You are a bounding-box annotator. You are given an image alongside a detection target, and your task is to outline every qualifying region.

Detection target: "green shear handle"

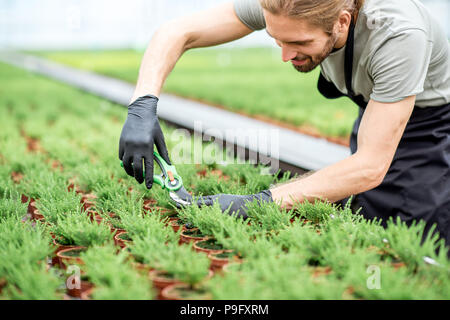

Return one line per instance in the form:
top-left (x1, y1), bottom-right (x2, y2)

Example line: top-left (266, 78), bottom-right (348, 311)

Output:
top-left (120, 151), bottom-right (183, 192)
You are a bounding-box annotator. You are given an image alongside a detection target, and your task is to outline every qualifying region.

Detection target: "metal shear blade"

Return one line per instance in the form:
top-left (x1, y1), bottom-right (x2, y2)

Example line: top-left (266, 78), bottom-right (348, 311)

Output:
top-left (169, 186), bottom-right (193, 208)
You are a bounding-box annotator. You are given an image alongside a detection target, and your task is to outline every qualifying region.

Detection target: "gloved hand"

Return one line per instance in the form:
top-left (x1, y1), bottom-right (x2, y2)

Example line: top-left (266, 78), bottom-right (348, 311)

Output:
top-left (195, 190), bottom-right (273, 219)
top-left (119, 94), bottom-right (171, 189)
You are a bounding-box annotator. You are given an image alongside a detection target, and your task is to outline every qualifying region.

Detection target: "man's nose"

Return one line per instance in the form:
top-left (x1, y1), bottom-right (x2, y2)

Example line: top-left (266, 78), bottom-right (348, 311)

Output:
top-left (281, 45), bottom-right (297, 62)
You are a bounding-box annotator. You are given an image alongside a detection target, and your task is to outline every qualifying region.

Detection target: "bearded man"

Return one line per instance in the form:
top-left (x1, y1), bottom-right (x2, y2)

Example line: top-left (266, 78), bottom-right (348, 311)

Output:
top-left (119, 0), bottom-right (450, 250)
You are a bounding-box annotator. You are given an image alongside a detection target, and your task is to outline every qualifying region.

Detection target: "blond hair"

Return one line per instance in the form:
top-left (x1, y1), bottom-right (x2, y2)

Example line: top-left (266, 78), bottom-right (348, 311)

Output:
top-left (259, 0), bottom-right (365, 33)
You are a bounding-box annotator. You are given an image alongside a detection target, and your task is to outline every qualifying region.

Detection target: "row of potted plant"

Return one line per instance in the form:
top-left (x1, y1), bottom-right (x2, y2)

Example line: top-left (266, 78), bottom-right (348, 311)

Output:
top-left (1, 62), bottom-right (449, 300)
top-left (0, 194), bottom-right (63, 299)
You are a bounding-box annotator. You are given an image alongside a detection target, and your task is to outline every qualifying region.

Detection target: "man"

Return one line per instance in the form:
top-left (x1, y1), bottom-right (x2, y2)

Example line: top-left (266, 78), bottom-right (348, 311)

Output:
top-left (119, 0), bottom-right (450, 248)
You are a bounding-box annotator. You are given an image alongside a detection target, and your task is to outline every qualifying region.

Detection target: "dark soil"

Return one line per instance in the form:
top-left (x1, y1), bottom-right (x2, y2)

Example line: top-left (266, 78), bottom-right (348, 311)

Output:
top-left (132, 254), bottom-right (145, 264)
top-left (174, 286), bottom-right (209, 299)
top-left (183, 229), bottom-right (205, 238)
top-left (175, 219), bottom-right (185, 226)
top-left (196, 239), bottom-right (223, 250)
top-left (214, 251), bottom-right (236, 259)
top-left (60, 248), bottom-right (86, 257)
top-left (118, 233), bottom-right (132, 241)
top-left (157, 271), bottom-right (176, 280)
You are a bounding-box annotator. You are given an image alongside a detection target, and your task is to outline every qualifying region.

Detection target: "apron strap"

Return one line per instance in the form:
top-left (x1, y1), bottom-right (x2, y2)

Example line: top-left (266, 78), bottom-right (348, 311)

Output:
top-left (317, 17), bottom-right (367, 108)
top-left (344, 18), bottom-right (368, 109)
top-left (344, 19), bottom-right (356, 97)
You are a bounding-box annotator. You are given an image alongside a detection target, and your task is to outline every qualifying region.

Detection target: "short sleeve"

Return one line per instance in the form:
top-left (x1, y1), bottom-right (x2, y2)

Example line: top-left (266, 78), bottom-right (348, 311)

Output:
top-left (234, 0), bottom-right (266, 31)
top-left (369, 29), bottom-right (432, 103)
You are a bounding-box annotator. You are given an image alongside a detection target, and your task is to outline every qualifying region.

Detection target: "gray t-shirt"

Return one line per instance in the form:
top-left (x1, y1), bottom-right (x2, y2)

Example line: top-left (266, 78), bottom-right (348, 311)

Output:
top-left (234, 0), bottom-right (450, 107)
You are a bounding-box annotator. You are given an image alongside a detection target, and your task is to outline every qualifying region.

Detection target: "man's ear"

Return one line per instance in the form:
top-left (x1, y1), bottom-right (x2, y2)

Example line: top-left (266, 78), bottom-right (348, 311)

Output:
top-left (337, 10), bottom-right (352, 34)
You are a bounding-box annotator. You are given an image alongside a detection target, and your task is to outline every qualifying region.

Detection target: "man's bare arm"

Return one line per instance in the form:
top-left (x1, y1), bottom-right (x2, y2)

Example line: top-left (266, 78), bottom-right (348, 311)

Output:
top-left (131, 2), bottom-right (253, 102)
top-left (270, 96), bottom-right (416, 208)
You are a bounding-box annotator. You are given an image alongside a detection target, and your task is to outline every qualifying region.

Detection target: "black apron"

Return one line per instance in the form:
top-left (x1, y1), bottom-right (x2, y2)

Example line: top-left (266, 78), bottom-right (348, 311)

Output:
top-left (318, 20), bottom-right (450, 250)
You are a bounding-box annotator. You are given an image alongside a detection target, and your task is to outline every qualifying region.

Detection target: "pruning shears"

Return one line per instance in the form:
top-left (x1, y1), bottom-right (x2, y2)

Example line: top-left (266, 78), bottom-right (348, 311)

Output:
top-left (120, 151), bottom-right (193, 207)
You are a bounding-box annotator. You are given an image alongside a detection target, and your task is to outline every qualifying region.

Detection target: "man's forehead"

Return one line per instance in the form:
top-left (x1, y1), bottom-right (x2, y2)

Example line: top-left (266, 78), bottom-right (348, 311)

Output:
top-left (263, 10), bottom-right (318, 43)
top-left (265, 28), bottom-right (315, 44)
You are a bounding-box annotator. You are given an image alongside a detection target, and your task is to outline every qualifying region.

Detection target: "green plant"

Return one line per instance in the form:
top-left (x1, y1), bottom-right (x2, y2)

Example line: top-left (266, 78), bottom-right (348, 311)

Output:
top-left (4, 264), bottom-right (62, 300)
top-left (245, 200), bottom-right (295, 233)
top-left (1, 61), bottom-right (448, 300)
top-left (159, 243), bottom-right (211, 287)
top-left (81, 245), bottom-right (154, 299)
top-left (0, 194), bottom-right (27, 221)
top-left (50, 213), bottom-right (112, 247)
top-left (0, 215), bottom-right (61, 300)
top-left (294, 199), bottom-right (338, 224)
top-left (384, 217), bottom-right (446, 269)
top-left (0, 218), bottom-right (53, 269)
top-left (121, 211), bottom-right (178, 241)
top-left (177, 200), bottom-right (230, 237)
top-left (272, 221), bottom-right (321, 254)
top-left (35, 191), bottom-right (83, 223)
top-left (208, 253), bottom-right (344, 299)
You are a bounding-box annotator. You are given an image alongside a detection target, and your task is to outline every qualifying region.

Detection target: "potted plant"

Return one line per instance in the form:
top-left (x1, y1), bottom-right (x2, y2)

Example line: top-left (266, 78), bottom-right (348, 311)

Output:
top-left (180, 228), bottom-right (208, 244)
top-left (207, 251), bottom-right (241, 272)
top-left (383, 217), bottom-right (445, 271)
top-left (129, 253), bottom-right (153, 273)
top-left (149, 269), bottom-right (184, 299)
top-left (27, 200), bottom-right (37, 215)
top-left (293, 199), bottom-right (337, 225)
top-left (193, 238), bottom-right (230, 255)
top-left (57, 246), bottom-right (87, 269)
top-left (114, 231), bottom-right (132, 249)
top-left (152, 242), bottom-right (213, 300)
top-left (49, 226), bottom-right (77, 267)
top-left (51, 213), bottom-right (112, 248)
top-left (79, 192), bottom-right (97, 211)
top-left (143, 189), bottom-right (177, 218)
top-left (128, 228), bottom-right (179, 277)
top-left (120, 211), bottom-right (178, 241)
top-left (48, 213), bottom-right (112, 269)
top-left (244, 200), bottom-right (295, 233)
top-left (81, 245), bottom-right (154, 300)
top-left (168, 218), bottom-right (185, 232)
top-left (80, 287), bottom-right (94, 300)
top-left (137, 235), bottom-right (210, 299)
top-left (51, 234), bottom-right (76, 253)
top-left (144, 205), bottom-right (176, 218)
top-left (103, 212), bottom-right (125, 234)
top-left (31, 208), bottom-right (45, 221)
top-left (142, 198), bottom-right (157, 211)
top-left (161, 283), bottom-right (212, 300)
top-left (0, 278), bottom-right (7, 295)
top-left (66, 275), bottom-right (94, 299)
top-left (4, 265), bottom-right (63, 300)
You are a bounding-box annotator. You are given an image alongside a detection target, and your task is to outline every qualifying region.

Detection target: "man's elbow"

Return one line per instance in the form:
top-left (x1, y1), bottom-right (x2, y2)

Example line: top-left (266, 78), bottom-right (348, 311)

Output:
top-left (362, 166), bottom-right (386, 190)
top-left (356, 155), bottom-right (390, 191)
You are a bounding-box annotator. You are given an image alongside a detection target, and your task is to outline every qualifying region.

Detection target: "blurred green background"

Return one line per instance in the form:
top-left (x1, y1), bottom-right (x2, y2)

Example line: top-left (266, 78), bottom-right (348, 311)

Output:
top-left (38, 48), bottom-right (358, 140)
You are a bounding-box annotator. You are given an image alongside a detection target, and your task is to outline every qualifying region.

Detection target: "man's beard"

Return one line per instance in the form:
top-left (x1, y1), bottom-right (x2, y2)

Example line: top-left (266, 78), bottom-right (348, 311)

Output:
top-left (292, 32), bottom-right (339, 73)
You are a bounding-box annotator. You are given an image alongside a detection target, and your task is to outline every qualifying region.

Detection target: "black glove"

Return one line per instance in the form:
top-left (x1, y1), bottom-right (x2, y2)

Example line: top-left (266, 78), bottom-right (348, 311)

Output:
top-left (196, 190), bottom-right (273, 219)
top-left (119, 94), bottom-right (171, 189)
